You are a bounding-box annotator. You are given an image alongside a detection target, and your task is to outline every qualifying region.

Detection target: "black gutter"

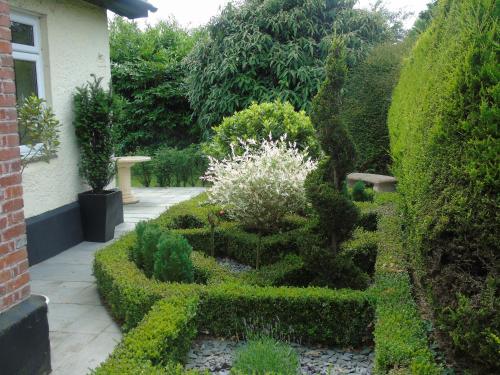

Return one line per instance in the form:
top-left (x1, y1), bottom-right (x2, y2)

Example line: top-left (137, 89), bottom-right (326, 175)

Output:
top-left (84, 0), bottom-right (157, 19)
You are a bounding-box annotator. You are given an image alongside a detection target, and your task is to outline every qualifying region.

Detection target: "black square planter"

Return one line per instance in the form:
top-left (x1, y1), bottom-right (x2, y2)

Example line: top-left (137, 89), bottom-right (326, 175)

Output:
top-left (78, 189), bottom-right (124, 242)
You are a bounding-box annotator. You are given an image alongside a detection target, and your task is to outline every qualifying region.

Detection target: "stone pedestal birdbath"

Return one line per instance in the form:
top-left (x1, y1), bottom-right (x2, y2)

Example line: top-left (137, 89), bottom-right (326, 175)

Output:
top-left (115, 156), bottom-right (151, 204)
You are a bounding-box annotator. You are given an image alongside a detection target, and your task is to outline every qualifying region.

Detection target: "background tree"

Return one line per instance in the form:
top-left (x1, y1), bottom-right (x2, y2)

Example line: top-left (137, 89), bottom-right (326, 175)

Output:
top-left (109, 18), bottom-right (201, 154)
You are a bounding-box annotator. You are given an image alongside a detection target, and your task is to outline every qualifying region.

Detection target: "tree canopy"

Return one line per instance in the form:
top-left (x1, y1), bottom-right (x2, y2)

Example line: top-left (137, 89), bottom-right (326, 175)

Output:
top-left (186, 0), bottom-right (403, 136)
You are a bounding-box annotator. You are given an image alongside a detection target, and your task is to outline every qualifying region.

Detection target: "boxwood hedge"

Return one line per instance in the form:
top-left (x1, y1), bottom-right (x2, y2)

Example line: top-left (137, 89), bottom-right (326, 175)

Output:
top-left (93, 192), bottom-right (443, 373)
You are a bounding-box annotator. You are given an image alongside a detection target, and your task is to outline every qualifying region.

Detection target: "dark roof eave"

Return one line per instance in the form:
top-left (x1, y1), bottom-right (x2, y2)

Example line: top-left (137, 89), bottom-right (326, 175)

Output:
top-left (84, 0), bottom-right (157, 19)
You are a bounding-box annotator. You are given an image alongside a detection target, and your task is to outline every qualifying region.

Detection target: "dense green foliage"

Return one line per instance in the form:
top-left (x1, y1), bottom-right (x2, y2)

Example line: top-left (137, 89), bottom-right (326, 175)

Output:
top-left (73, 76), bottom-right (117, 192)
top-left (186, 0), bottom-right (404, 135)
top-left (154, 232), bottom-right (194, 283)
top-left (351, 181), bottom-right (374, 202)
top-left (342, 42), bottom-right (403, 173)
top-left (231, 337), bottom-right (299, 375)
top-left (203, 101), bottom-right (320, 159)
top-left (372, 198), bottom-right (441, 374)
top-left (147, 145), bottom-right (207, 187)
top-left (388, 0), bottom-right (499, 371)
top-left (109, 18), bottom-right (200, 154)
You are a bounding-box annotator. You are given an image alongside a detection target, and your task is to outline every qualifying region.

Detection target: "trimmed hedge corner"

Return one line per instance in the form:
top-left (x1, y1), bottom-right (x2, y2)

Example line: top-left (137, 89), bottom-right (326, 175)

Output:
top-left (91, 297), bottom-right (200, 375)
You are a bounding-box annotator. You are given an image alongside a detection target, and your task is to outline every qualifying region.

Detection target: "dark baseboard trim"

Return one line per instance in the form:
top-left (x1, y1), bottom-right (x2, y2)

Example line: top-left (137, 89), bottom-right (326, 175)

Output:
top-left (0, 295), bottom-right (51, 375)
top-left (26, 201), bottom-right (84, 266)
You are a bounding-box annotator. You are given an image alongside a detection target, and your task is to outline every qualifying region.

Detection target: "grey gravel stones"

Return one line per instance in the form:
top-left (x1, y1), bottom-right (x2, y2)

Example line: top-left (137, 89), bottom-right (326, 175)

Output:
top-left (185, 337), bottom-right (373, 374)
top-left (216, 257), bottom-right (253, 273)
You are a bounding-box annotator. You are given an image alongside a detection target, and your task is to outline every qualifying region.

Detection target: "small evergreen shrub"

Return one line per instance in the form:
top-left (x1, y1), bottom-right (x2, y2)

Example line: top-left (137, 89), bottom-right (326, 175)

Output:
top-left (131, 221), bottom-right (162, 278)
top-left (231, 336), bottom-right (299, 375)
top-left (154, 232), bottom-right (194, 283)
top-left (73, 75), bottom-right (118, 192)
top-left (351, 181), bottom-right (374, 202)
top-left (169, 214), bottom-right (205, 230)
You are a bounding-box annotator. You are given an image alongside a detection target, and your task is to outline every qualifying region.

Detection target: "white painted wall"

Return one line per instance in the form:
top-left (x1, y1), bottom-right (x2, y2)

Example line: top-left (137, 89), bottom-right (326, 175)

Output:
top-left (11, 0), bottom-right (111, 218)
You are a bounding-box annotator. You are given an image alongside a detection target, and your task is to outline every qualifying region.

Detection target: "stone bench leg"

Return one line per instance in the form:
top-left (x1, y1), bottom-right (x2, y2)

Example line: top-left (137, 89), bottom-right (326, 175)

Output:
top-left (374, 181), bottom-right (396, 193)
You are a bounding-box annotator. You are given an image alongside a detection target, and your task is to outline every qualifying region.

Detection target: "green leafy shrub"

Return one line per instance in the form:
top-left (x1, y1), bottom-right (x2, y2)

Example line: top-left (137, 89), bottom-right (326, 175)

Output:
top-left (203, 101), bottom-right (320, 159)
top-left (152, 145), bottom-right (207, 187)
top-left (169, 214), bottom-right (205, 230)
top-left (388, 0), bottom-right (499, 371)
top-left (154, 233), bottom-right (194, 283)
top-left (131, 221), bottom-right (162, 278)
top-left (351, 181), bottom-right (374, 202)
top-left (73, 75), bottom-right (118, 192)
top-left (109, 18), bottom-right (201, 154)
top-left (231, 336), bottom-right (299, 375)
top-left (17, 95), bottom-right (61, 172)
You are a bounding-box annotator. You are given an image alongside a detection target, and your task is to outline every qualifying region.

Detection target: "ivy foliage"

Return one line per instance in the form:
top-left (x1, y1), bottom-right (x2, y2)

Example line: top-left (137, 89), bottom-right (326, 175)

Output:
top-left (109, 18), bottom-right (201, 154)
top-left (186, 0), bottom-right (403, 135)
top-left (388, 0), bottom-right (499, 372)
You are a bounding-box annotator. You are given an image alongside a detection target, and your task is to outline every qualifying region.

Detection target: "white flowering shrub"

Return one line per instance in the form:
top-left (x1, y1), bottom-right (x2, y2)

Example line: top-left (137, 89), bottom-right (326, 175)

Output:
top-left (203, 136), bottom-right (317, 233)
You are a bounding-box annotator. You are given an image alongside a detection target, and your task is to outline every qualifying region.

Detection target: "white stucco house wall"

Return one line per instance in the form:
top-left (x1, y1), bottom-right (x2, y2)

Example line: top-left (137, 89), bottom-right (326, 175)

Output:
top-left (9, 0), bottom-right (156, 264)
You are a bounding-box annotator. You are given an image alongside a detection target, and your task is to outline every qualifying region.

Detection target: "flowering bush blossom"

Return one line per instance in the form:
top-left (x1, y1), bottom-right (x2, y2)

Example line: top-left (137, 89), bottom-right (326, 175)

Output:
top-left (203, 136), bottom-right (317, 232)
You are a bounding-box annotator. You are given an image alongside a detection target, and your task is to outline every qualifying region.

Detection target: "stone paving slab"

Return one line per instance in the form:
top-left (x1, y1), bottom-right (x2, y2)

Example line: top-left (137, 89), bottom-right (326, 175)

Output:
top-left (29, 187), bottom-right (205, 375)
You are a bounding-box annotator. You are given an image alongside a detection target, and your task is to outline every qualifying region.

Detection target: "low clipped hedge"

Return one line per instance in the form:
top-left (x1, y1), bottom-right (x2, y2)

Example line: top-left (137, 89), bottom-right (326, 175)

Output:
top-left (94, 192), bottom-right (443, 374)
top-left (199, 283), bottom-right (374, 346)
top-left (92, 297), bottom-right (200, 375)
top-left (372, 197), bottom-right (441, 374)
top-left (155, 194), bottom-right (306, 267)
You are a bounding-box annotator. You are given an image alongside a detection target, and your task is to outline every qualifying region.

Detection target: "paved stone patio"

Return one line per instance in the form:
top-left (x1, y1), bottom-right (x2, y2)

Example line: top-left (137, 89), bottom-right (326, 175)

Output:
top-left (29, 187), bottom-right (205, 375)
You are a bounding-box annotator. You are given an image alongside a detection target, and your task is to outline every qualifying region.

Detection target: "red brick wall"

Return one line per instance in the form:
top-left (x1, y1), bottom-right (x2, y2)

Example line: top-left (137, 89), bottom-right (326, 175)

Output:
top-left (0, 0), bottom-right (30, 313)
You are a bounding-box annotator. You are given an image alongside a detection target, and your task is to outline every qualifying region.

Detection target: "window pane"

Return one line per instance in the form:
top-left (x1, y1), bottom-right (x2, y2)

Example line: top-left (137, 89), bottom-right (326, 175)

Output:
top-left (14, 59), bottom-right (38, 103)
top-left (11, 21), bottom-right (35, 46)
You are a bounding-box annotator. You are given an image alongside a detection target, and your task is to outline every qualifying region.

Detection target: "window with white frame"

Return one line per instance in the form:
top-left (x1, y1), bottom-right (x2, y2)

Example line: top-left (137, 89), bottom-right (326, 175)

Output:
top-left (11, 11), bottom-right (45, 156)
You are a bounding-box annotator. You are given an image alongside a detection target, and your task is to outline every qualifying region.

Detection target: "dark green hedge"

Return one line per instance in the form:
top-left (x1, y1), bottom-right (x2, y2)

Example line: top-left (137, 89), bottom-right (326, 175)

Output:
top-left (372, 199), bottom-right (441, 374)
top-left (388, 0), bottom-right (499, 371)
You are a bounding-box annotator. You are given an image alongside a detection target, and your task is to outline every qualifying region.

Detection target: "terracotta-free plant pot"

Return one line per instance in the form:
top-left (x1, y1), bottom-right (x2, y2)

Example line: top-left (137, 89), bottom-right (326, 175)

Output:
top-left (78, 189), bottom-right (124, 242)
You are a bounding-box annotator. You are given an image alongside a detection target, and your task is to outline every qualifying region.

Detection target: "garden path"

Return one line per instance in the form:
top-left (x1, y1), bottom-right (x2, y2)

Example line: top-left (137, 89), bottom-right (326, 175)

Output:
top-left (29, 187), bottom-right (205, 375)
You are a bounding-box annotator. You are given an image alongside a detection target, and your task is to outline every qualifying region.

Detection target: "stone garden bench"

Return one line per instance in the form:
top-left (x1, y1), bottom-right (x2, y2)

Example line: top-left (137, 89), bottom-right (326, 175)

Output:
top-left (347, 173), bottom-right (397, 193)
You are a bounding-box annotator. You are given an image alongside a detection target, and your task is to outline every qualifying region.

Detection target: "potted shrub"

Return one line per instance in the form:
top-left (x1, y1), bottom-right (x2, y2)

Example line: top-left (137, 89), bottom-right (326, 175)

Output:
top-left (73, 75), bottom-right (123, 242)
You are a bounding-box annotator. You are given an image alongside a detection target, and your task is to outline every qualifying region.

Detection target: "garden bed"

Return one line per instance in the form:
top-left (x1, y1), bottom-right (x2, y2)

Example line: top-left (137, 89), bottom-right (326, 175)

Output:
top-left (91, 192), bottom-right (440, 374)
top-left (186, 336), bottom-right (373, 375)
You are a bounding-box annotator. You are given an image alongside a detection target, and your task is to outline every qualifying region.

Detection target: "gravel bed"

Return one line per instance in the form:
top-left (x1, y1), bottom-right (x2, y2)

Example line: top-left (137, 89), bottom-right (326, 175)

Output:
top-left (185, 337), bottom-right (373, 374)
top-left (216, 257), bottom-right (253, 273)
